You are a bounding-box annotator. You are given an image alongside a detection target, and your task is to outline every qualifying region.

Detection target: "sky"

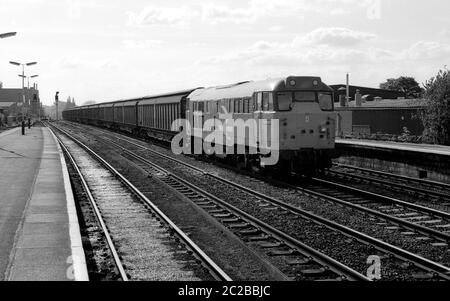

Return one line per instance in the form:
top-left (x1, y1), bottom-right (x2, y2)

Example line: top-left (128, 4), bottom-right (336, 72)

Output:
top-left (1, 0), bottom-right (450, 106)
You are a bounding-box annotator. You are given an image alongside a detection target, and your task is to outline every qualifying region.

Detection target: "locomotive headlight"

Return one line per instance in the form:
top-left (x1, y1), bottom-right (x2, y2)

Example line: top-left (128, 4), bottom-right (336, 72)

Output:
top-left (313, 80), bottom-right (319, 86)
top-left (289, 80), bottom-right (296, 86)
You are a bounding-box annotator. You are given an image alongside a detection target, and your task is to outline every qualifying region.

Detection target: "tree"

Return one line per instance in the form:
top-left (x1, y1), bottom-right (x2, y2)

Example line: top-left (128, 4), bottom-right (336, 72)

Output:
top-left (380, 76), bottom-right (423, 98)
top-left (419, 69), bottom-right (450, 145)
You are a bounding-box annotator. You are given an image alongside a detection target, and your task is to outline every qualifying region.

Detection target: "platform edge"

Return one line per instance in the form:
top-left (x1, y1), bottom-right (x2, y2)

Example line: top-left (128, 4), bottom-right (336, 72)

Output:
top-left (48, 127), bottom-right (89, 281)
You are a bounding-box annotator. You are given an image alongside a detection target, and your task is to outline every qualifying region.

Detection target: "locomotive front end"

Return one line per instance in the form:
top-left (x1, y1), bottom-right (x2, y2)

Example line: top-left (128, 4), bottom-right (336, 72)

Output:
top-left (274, 76), bottom-right (336, 173)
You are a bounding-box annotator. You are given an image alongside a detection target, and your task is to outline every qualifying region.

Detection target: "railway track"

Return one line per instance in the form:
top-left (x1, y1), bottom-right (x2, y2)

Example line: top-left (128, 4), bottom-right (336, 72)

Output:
top-left (57, 121), bottom-right (450, 281)
top-left (328, 163), bottom-right (450, 204)
top-left (300, 177), bottom-right (450, 243)
top-left (47, 123), bottom-right (231, 281)
top-left (58, 122), bottom-right (369, 281)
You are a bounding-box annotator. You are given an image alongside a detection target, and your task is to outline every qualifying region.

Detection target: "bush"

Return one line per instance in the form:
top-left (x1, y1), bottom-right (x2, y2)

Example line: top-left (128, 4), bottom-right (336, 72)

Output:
top-left (420, 69), bottom-right (450, 145)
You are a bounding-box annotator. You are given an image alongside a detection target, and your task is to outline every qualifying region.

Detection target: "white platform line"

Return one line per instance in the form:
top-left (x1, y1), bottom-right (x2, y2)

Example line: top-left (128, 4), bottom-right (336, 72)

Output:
top-left (48, 128), bottom-right (89, 281)
top-left (336, 139), bottom-right (450, 156)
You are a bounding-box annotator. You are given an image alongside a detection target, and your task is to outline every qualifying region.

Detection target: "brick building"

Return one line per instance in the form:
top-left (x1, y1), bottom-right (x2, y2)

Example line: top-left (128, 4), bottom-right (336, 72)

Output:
top-left (0, 82), bottom-right (41, 124)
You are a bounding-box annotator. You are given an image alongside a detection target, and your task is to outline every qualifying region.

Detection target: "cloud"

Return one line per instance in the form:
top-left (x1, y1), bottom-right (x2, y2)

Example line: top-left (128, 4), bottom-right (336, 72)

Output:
top-left (126, 6), bottom-right (197, 27)
top-left (59, 57), bottom-right (84, 69)
top-left (197, 27), bottom-right (381, 67)
top-left (402, 41), bottom-right (450, 60)
top-left (126, 0), bottom-right (369, 27)
top-left (330, 8), bottom-right (351, 16)
top-left (97, 59), bottom-right (120, 69)
top-left (65, 0), bottom-right (107, 20)
top-left (268, 25), bottom-right (284, 33)
top-left (123, 39), bottom-right (164, 49)
top-left (201, 3), bottom-right (254, 24)
top-left (198, 27), bottom-right (442, 69)
top-left (58, 57), bottom-right (120, 69)
top-left (440, 30), bottom-right (450, 38)
top-left (298, 27), bottom-right (377, 47)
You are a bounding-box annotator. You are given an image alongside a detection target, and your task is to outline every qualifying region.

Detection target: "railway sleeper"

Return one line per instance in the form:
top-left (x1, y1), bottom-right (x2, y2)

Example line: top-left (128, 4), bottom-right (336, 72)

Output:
top-left (238, 228), bottom-right (262, 236)
top-left (267, 249), bottom-right (299, 257)
top-left (227, 223), bottom-right (251, 229)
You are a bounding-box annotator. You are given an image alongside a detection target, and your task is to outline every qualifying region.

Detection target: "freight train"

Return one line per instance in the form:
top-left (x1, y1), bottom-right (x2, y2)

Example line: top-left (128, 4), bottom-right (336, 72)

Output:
top-left (63, 76), bottom-right (336, 175)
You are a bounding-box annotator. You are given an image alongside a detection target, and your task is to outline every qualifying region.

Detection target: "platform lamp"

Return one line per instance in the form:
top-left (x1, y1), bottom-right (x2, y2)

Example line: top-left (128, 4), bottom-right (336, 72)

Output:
top-left (10, 61), bottom-right (37, 89)
top-left (0, 32), bottom-right (17, 39)
top-left (27, 75), bottom-right (39, 89)
top-left (10, 61), bottom-right (37, 121)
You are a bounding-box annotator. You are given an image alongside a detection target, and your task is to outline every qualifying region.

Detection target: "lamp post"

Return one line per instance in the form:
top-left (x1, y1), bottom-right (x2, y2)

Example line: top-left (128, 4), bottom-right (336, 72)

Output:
top-left (10, 61), bottom-right (37, 89)
top-left (10, 61), bottom-right (37, 121)
top-left (55, 92), bottom-right (60, 121)
top-left (0, 32), bottom-right (17, 39)
top-left (18, 74), bottom-right (39, 89)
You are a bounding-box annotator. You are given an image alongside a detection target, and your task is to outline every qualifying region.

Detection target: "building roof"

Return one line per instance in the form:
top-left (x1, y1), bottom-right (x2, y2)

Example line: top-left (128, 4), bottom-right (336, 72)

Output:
top-left (330, 84), bottom-right (405, 94)
top-left (0, 87), bottom-right (39, 104)
top-left (0, 102), bottom-right (15, 108)
top-left (335, 98), bottom-right (426, 109)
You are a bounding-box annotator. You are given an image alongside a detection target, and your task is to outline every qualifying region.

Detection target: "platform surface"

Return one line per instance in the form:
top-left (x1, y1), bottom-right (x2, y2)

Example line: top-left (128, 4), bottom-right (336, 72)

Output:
top-left (0, 126), bottom-right (88, 281)
top-left (336, 139), bottom-right (450, 156)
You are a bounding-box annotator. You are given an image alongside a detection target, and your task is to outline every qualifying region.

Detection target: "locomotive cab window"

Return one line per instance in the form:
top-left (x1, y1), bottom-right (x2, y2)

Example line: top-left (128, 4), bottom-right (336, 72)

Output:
top-left (198, 101), bottom-right (204, 113)
top-left (249, 97), bottom-right (255, 112)
top-left (234, 99), bottom-right (240, 113)
top-left (256, 93), bottom-right (263, 111)
top-left (318, 92), bottom-right (333, 111)
top-left (262, 92), bottom-right (274, 111)
top-left (277, 92), bottom-right (292, 111)
top-left (229, 99), bottom-right (234, 113)
top-left (243, 98), bottom-right (249, 113)
top-left (294, 91), bottom-right (316, 102)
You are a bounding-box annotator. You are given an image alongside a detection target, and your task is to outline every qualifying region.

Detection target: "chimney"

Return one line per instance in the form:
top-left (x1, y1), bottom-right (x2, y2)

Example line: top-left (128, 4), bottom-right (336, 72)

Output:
top-left (355, 89), bottom-right (362, 107)
top-left (346, 73), bottom-right (350, 104)
top-left (338, 87), bottom-right (347, 107)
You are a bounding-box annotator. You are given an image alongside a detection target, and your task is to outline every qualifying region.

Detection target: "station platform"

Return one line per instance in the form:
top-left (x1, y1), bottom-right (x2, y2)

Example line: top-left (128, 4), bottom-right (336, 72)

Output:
top-left (0, 125), bottom-right (88, 281)
top-left (336, 139), bottom-right (450, 157)
top-left (335, 138), bottom-right (450, 183)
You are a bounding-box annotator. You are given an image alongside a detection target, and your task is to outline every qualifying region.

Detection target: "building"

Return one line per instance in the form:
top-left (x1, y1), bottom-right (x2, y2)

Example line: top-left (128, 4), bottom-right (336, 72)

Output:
top-left (44, 100), bottom-right (75, 120)
top-left (330, 84), bottom-right (406, 103)
top-left (0, 82), bottom-right (41, 124)
top-left (336, 99), bottom-right (426, 137)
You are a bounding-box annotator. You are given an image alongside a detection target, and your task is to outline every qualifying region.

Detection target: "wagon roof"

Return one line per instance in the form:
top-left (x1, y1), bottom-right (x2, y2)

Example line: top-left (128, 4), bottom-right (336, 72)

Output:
top-left (65, 89), bottom-right (196, 111)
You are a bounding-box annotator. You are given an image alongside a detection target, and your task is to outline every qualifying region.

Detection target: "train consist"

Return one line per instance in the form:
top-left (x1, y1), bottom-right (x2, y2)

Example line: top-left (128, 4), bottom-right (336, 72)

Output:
top-left (63, 76), bottom-right (336, 174)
